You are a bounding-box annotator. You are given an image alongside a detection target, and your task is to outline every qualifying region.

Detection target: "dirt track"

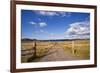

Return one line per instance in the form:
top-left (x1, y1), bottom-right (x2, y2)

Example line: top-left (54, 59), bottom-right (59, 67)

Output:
top-left (39, 43), bottom-right (82, 62)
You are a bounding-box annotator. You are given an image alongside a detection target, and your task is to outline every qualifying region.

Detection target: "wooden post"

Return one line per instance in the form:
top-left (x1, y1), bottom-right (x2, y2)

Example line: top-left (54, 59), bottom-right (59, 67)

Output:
top-left (72, 41), bottom-right (74, 54)
top-left (33, 41), bottom-right (36, 57)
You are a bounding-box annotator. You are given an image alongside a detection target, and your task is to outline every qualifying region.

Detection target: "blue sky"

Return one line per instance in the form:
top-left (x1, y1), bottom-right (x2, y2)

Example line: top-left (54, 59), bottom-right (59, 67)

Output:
top-left (21, 10), bottom-right (90, 40)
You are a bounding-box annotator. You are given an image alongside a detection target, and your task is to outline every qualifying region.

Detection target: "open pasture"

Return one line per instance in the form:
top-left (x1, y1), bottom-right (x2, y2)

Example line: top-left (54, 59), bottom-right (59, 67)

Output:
top-left (21, 39), bottom-right (90, 62)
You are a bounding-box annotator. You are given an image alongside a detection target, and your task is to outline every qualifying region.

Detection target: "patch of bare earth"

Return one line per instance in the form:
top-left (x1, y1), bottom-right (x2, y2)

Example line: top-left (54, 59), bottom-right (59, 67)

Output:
top-left (38, 43), bottom-right (83, 62)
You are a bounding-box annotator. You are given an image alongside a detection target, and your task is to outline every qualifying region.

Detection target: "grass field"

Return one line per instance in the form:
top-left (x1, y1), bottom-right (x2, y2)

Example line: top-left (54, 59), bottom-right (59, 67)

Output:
top-left (21, 39), bottom-right (90, 63)
top-left (58, 40), bottom-right (90, 59)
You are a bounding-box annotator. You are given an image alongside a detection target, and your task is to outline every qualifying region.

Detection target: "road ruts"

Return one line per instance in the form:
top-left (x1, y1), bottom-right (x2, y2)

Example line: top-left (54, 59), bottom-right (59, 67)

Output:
top-left (39, 43), bottom-right (82, 62)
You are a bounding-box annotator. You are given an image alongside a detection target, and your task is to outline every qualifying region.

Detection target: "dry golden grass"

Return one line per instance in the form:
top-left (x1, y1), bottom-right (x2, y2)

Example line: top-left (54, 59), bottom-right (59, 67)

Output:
top-left (36, 42), bottom-right (54, 56)
top-left (21, 42), bottom-right (34, 50)
top-left (59, 40), bottom-right (90, 59)
top-left (21, 40), bottom-right (90, 62)
top-left (21, 41), bottom-right (55, 62)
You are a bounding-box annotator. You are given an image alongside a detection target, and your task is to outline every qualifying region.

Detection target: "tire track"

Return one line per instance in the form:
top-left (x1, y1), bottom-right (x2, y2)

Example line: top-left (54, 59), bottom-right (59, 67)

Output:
top-left (39, 43), bottom-right (81, 62)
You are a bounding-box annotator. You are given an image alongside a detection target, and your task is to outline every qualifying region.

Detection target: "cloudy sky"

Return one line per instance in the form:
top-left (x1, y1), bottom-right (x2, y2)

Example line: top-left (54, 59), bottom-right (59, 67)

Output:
top-left (21, 10), bottom-right (90, 40)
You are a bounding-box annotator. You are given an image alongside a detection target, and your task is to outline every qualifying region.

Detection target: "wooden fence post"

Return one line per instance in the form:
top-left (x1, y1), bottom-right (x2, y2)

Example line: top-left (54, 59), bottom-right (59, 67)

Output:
top-left (72, 41), bottom-right (74, 54)
top-left (33, 41), bottom-right (37, 57)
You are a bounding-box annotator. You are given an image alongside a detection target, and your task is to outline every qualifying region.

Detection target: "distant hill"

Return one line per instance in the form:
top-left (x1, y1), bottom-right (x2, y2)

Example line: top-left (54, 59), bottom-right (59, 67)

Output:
top-left (21, 38), bottom-right (90, 42)
top-left (21, 38), bottom-right (37, 42)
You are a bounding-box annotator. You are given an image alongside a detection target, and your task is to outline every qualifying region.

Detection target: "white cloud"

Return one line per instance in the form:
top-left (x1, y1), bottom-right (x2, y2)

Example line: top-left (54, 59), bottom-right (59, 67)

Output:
top-left (35, 11), bottom-right (71, 17)
top-left (65, 21), bottom-right (90, 39)
top-left (38, 20), bottom-right (90, 39)
top-left (29, 21), bottom-right (36, 25)
top-left (30, 21), bottom-right (47, 27)
top-left (39, 22), bottom-right (47, 27)
top-left (37, 11), bottom-right (58, 16)
top-left (40, 29), bottom-right (51, 35)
